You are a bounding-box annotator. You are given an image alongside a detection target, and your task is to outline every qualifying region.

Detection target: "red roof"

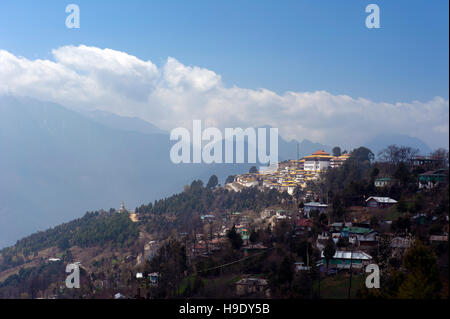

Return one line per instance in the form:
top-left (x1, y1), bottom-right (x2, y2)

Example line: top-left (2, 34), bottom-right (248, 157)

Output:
top-left (296, 218), bottom-right (312, 228)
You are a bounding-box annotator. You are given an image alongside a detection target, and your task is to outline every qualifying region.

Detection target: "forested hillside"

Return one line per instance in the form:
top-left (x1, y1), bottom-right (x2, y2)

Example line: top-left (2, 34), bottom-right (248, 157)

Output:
top-left (0, 211), bottom-right (138, 271)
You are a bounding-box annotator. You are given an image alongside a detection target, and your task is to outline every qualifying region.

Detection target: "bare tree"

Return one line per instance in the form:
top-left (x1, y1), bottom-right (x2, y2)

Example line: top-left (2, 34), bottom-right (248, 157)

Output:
top-left (378, 145), bottom-right (419, 165)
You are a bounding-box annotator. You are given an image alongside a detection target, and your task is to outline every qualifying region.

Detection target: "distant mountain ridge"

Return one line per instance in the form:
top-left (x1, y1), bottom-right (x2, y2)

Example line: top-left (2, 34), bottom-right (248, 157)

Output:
top-left (278, 138), bottom-right (332, 160)
top-left (364, 134), bottom-right (432, 157)
top-left (79, 109), bottom-right (167, 135)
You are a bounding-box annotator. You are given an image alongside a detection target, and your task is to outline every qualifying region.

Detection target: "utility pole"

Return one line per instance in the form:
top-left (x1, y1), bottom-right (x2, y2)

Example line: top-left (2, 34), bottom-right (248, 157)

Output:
top-left (209, 220), bottom-right (213, 255)
top-left (307, 245), bottom-right (313, 299)
top-left (347, 236), bottom-right (357, 299)
top-left (194, 228), bottom-right (197, 256)
top-left (183, 232), bottom-right (188, 265)
top-left (306, 244), bottom-right (309, 268)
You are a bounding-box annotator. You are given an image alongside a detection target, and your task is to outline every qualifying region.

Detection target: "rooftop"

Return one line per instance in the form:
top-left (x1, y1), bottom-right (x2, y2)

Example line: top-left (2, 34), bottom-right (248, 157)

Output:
top-left (375, 177), bottom-right (394, 181)
top-left (342, 227), bottom-right (374, 234)
top-left (321, 250), bottom-right (372, 260)
top-left (236, 277), bottom-right (268, 286)
top-left (304, 202), bottom-right (328, 207)
top-left (366, 196), bottom-right (398, 204)
top-left (296, 218), bottom-right (312, 228)
top-left (312, 150), bottom-right (330, 156)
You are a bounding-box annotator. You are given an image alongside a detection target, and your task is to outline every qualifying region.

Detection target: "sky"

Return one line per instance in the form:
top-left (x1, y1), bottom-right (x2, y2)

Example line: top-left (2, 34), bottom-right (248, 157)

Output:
top-left (0, 0), bottom-right (449, 149)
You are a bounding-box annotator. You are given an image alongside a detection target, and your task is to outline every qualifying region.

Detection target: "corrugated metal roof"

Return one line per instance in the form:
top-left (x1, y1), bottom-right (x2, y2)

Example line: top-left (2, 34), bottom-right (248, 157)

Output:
top-left (366, 196), bottom-right (397, 203)
top-left (305, 202), bottom-right (328, 207)
top-left (342, 227), bottom-right (374, 234)
top-left (321, 250), bottom-right (372, 260)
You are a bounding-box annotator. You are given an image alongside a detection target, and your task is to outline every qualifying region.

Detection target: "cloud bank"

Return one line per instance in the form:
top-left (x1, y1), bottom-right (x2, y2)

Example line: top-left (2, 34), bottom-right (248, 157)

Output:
top-left (0, 45), bottom-right (448, 149)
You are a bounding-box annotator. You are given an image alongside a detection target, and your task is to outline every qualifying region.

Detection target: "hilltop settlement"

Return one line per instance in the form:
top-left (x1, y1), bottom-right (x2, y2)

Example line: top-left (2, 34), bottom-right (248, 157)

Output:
top-left (0, 145), bottom-right (448, 299)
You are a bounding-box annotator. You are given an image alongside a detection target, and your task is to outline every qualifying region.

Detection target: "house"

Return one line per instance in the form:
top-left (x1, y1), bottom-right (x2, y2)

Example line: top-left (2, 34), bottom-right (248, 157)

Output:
top-left (148, 272), bottom-right (160, 285)
top-left (48, 258), bottom-right (61, 263)
top-left (330, 153), bottom-right (351, 168)
top-left (295, 218), bottom-right (312, 231)
top-left (304, 202), bottom-right (328, 217)
top-left (230, 212), bottom-right (241, 219)
top-left (294, 261), bottom-right (311, 272)
top-left (209, 238), bottom-right (224, 252)
top-left (418, 169), bottom-right (449, 189)
top-left (391, 236), bottom-right (413, 249)
top-left (365, 196), bottom-right (397, 208)
top-left (410, 155), bottom-right (444, 168)
top-left (192, 242), bottom-right (208, 255)
top-left (242, 243), bottom-right (268, 254)
top-left (316, 232), bottom-right (333, 250)
top-left (374, 177), bottom-right (397, 188)
top-left (329, 222), bottom-right (352, 231)
top-left (236, 175), bottom-right (259, 187)
top-left (236, 225), bottom-right (249, 240)
top-left (429, 235), bottom-right (448, 243)
top-left (320, 250), bottom-right (372, 269)
top-left (341, 227), bottom-right (377, 242)
top-left (280, 183), bottom-right (296, 195)
top-left (275, 210), bottom-right (288, 220)
top-left (235, 277), bottom-right (270, 298)
top-left (201, 214), bottom-right (215, 222)
top-left (412, 213), bottom-right (427, 225)
top-left (340, 226), bottom-right (378, 249)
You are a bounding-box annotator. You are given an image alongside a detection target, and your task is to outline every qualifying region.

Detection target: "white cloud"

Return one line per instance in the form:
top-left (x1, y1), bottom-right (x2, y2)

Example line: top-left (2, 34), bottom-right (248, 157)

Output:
top-left (0, 45), bottom-right (448, 149)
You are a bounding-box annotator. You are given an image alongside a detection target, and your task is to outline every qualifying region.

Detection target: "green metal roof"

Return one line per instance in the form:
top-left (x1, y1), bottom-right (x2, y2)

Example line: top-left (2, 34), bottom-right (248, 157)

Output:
top-left (342, 227), bottom-right (373, 234)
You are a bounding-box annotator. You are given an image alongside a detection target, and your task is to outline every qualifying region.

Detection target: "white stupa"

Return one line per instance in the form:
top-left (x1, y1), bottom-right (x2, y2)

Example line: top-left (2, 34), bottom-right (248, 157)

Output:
top-left (118, 201), bottom-right (128, 213)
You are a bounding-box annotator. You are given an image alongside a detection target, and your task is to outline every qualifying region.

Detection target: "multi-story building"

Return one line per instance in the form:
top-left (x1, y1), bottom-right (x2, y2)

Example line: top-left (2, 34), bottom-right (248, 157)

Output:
top-left (303, 150), bottom-right (334, 171)
top-left (330, 153), bottom-right (350, 168)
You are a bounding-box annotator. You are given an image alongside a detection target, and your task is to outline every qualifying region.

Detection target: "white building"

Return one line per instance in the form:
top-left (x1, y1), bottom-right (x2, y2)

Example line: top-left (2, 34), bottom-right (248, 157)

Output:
top-left (320, 250), bottom-right (372, 269)
top-left (330, 153), bottom-right (350, 168)
top-left (303, 150), bottom-right (334, 172)
top-left (366, 196), bottom-right (397, 208)
top-left (304, 202), bottom-right (328, 217)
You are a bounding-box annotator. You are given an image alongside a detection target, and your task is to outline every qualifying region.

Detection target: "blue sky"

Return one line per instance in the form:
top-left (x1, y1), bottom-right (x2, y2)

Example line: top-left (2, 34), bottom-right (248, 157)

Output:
top-left (0, 0), bottom-right (448, 103)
